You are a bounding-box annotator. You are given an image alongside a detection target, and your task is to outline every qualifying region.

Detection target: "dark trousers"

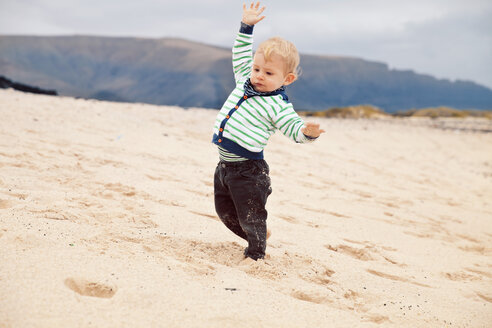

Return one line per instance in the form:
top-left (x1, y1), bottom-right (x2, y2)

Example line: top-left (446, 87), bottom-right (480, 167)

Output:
top-left (214, 159), bottom-right (272, 260)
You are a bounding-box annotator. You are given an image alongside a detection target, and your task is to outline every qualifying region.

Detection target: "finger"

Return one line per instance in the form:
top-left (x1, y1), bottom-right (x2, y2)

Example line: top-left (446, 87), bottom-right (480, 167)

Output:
top-left (243, 3), bottom-right (246, 11)
top-left (257, 15), bottom-right (266, 23)
top-left (250, 2), bottom-right (254, 9)
top-left (257, 6), bottom-right (266, 15)
top-left (319, 129), bottom-right (326, 134)
top-left (255, 2), bottom-right (260, 9)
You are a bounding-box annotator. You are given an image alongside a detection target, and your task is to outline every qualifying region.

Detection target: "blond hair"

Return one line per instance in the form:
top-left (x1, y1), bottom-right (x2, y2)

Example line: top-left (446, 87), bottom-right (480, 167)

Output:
top-left (256, 37), bottom-right (300, 78)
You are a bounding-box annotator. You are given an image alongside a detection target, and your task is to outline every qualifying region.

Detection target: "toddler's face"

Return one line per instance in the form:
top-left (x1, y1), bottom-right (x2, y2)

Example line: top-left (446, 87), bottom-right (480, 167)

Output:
top-left (251, 52), bottom-right (295, 93)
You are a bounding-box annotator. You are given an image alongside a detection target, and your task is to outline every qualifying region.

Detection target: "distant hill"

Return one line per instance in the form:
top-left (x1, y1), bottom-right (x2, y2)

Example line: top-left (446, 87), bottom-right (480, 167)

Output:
top-left (1, 35), bottom-right (492, 112)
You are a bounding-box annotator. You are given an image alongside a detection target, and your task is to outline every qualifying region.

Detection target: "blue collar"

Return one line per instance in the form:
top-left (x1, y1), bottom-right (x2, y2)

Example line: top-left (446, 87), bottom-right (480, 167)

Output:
top-left (243, 79), bottom-right (289, 101)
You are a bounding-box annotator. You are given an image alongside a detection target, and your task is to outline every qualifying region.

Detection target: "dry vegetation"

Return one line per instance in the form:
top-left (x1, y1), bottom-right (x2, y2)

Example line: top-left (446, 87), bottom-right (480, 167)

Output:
top-left (300, 105), bottom-right (388, 119)
top-left (395, 106), bottom-right (492, 119)
top-left (300, 105), bottom-right (492, 119)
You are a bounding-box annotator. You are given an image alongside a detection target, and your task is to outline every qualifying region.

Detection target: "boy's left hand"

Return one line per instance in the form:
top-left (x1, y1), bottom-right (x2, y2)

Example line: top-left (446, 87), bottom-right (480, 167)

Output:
top-left (301, 122), bottom-right (325, 138)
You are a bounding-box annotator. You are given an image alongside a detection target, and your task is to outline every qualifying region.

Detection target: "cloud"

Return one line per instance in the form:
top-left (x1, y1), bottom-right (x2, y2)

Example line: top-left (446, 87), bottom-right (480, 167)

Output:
top-left (0, 0), bottom-right (491, 88)
top-left (266, 0), bottom-right (492, 88)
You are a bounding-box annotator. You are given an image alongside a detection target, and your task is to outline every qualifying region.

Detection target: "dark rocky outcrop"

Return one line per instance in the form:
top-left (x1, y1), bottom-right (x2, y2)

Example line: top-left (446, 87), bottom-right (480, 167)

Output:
top-left (0, 75), bottom-right (57, 95)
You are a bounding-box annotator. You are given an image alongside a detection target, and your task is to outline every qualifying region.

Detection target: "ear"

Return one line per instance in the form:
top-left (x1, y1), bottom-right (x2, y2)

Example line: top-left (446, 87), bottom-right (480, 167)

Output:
top-left (283, 73), bottom-right (297, 86)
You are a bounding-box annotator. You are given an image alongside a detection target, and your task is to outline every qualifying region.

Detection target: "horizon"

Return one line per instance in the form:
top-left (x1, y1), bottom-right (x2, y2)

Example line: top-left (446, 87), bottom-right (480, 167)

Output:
top-left (1, 0), bottom-right (491, 89)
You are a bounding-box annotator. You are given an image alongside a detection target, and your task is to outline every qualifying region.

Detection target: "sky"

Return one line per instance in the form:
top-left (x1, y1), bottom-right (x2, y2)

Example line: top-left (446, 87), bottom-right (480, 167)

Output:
top-left (1, 0), bottom-right (491, 89)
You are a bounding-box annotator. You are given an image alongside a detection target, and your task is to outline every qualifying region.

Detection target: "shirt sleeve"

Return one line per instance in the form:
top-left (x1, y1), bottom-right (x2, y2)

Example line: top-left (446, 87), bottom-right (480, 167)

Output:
top-left (232, 23), bottom-right (254, 84)
top-left (272, 102), bottom-right (317, 144)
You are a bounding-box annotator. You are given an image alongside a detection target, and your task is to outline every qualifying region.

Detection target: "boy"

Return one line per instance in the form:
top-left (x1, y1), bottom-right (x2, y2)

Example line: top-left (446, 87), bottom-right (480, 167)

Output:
top-left (212, 2), bottom-right (324, 263)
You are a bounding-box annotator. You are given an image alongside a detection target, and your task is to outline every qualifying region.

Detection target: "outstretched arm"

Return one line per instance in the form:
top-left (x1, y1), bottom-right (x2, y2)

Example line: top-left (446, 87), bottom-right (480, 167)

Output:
top-left (272, 104), bottom-right (325, 143)
top-left (242, 2), bottom-right (266, 25)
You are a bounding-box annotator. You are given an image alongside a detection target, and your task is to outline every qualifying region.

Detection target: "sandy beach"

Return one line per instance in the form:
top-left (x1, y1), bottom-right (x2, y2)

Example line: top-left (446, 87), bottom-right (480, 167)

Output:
top-left (0, 88), bottom-right (491, 327)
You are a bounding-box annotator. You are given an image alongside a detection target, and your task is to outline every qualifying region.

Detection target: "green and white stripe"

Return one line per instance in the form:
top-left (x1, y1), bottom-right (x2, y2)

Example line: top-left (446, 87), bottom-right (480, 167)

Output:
top-left (218, 146), bottom-right (248, 162)
top-left (213, 31), bottom-right (313, 156)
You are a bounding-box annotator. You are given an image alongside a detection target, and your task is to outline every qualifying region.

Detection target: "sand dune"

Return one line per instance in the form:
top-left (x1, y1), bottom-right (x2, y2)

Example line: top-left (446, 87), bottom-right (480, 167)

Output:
top-left (0, 89), bottom-right (491, 327)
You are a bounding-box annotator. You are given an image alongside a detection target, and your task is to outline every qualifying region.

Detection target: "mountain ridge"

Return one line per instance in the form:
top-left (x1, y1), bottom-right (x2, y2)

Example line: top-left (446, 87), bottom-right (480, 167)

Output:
top-left (1, 34), bottom-right (491, 112)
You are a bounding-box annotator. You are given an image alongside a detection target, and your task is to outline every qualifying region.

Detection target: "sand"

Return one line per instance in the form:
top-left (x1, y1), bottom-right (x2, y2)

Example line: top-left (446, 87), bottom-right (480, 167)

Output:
top-left (0, 88), bottom-right (491, 327)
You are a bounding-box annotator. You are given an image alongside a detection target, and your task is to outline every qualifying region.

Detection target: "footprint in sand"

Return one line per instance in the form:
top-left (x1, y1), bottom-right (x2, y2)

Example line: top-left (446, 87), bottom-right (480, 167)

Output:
top-left (64, 277), bottom-right (117, 298)
top-left (103, 182), bottom-right (137, 197)
top-left (188, 210), bottom-right (219, 221)
top-left (325, 241), bottom-right (404, 267)
top-left (290, 290), bottom-right (329, 304)
top-left (0, 199), bottom-right (13, 209)
top-left (326, 244), bottom-right (376, 261)
top-left (145, 174), bottom-right (164, 181)
top-left (363, 314), bottom-right (390, 324)
top-left (366, 269), bottom-right (431, 288)
top-left (443, 271), bottom-right (481, 282)
top-left (278, 215), bottom-right (299, 224)
top-left (139, 234), bottom-right (391, 319)
top-left (475, 292), bottom-right (492, 303)
top-left (458, 244), bottom-right (492, 255)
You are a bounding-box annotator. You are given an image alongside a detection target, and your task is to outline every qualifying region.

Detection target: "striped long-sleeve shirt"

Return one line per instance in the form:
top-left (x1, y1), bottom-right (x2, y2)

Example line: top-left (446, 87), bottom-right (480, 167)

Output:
top-left (212, 23), bottom-right (314, 160)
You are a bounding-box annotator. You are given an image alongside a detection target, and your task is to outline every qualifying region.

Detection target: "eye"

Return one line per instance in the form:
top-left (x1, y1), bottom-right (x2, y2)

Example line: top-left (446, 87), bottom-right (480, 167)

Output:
top-left (254, 68), bottom-right (260, 72)
top-left (266, 72), bottom-right (273, 76)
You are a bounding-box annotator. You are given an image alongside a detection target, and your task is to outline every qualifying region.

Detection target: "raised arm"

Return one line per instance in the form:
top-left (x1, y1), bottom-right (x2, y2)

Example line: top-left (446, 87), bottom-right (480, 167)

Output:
top-left (232, 2), bottom-right (266, 84)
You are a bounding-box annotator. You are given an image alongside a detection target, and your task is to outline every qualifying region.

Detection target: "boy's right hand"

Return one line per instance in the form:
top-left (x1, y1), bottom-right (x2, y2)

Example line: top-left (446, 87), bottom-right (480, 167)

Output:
top-left (242, 2), bottom-right (266, 25)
